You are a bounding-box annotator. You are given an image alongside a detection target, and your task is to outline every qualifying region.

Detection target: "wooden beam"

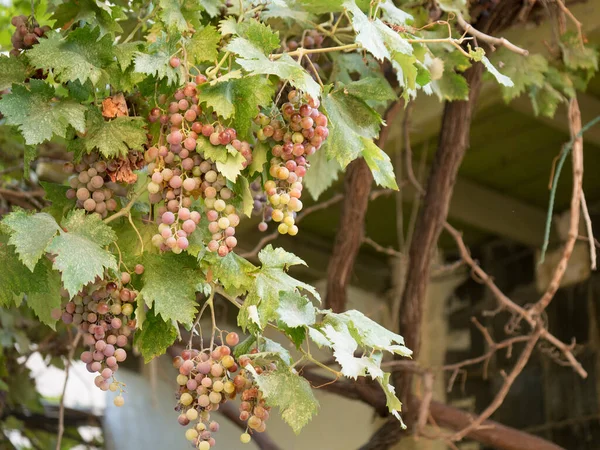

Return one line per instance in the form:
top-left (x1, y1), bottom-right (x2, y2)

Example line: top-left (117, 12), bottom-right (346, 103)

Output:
top-left (399, 167), bottom-right (552, 247)
top-left (509, 91), bottom-right (600, 148)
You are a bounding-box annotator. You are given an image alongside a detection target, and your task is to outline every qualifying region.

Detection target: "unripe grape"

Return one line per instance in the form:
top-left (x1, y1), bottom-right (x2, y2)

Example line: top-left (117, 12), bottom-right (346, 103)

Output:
top-left (240, 432), bottom-right (251, 444)
top-left (186, 408), bottom-right (199, 421)
top-left (209, 391), bottom-right (222, 404)
top-left (198, 394), bottom-right (210, 407)
top-left (185, 428), bottom-right (198, 441)
top-left (180, 392), bottom-right (193, 406)
top-left (114, 395), bottom-right (125, 407)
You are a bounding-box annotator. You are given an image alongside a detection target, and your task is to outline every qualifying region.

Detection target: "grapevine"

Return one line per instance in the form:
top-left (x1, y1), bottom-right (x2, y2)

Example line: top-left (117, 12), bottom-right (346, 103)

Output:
top-left (0, 0), bottom-right (591, 448)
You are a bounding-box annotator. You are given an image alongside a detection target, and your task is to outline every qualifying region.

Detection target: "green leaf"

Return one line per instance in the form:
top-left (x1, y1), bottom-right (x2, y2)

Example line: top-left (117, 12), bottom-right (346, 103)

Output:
top-left (379, 0), bottom-right (413, 25)
top-left (159, 0), bottom-right (189, 32)
top-left (199, 76), bottom-right (275, 141)
top-left (391, 53), bottom-right (418, 91)
top-left (560, 32), bottom-right (599, 71)
top-left (304, 147), bottom-right (340, 200)
top-left (432, 71), bottom-right (468, 101)
top-left (135, 309), bottom-right (179, 362)
top-left (361, 138), bottom-right (398, 190)
top-left (47, 211), bottom-right (118, 297)
top-left (247, 366), bottom-right (319, 434)
top-left (27, 27), bottom-right (113, 85)
top-left (0, 80), bottom-right (86, 145)
top-left (0, 56), bottom-right (27, 90)
top-left (82, 110), bottom-right (148, 159)
top-left (26, 264), bottom-right (63, 330)
top-left (61, 209), bottom-right (116, 245)
top-left (200, 0), bottom-right (224, 17)
top-left (249, 141), bottom-right (268, 175)
top-left (134, 33), bottom-right (183, 85)
top-left (228, 176), bottom-right (253, 217)
top-left (321, 88), bottom-right (383, 167)
top-left (529, 83), bottom-right (564, 118)
top-left (188, 25), bottom-right (221, 64)
top-left (238, 19), bottom-right (280, 55)
top-left (379, 373), bottom-right (406, 427)
top-left (297, 0), bottom-right (344, 14)
top-left (216, 151), bottom-right (246, 182)
top-left (114, 42), bottom-right (143, 71)
top-left (1, 210), bottom-right (60, 271)
top-left (51, 0), bottom-right (124, 35)
top-left (140, 252), bottom-right (199, 325)
top-left (258, 245), bottom-right (306, 269)
top-left (345, 0), bottom-right (412, 61)
top-left (481, 56), bottom-right (513, 87)
top-left (212, 251), bottom-right (257, 291)
top-left (227, 38), bottom-right (320, 100)
top-left (39, 181), bottom-right (76, 221)
top-left (0, 242), bottom-right (48, 307)
top-left (276, 291), bottom-right (316, 328)
top-left (489, 49), bottom-right (547, 102)
top-left (340, 77), bottom-right (397, 103)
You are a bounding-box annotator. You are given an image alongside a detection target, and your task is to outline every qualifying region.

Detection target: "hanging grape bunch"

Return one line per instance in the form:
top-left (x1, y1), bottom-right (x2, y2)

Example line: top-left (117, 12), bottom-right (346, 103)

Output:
top-left (255, 90), bottom-right (329, 235)
top-left (9, 15), bottom-right (50, 56)
top-left (54, 266), bottom-right (144, 406)
top-left (63, 152), bottom-right (120, 218)
top-left (174, 333), bottom-right (273, 447)
top-left (146, 78), bottom-right (252, 257)
top-left (250, 180), bottom-right (272, 232)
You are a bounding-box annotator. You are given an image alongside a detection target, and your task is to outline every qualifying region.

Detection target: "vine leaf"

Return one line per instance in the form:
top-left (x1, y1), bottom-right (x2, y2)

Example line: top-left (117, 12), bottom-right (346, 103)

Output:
top-left (228, 176), bottom-right (254, 217)
top-left (26, 263), bottom-right (63, 330)
top-left (489, 49), bottom-right (548, 102)
top-left (82, 110), bottom-right (148, 159)
top-left (560, 32), bottom-right (599, 71)
top-left (481, 56), bottom-right (514, 87)
top-left (187, 25), bottom-right (221, 64)
top-left (235, 335), bottom-right (292, 365)
top-left (237, 19), bottom-right (280, 55)
top-left (47, 210), bottom-right (118, 297)
top-left (0, 56), bottom-right (27, 90)
top-left (227, 38), bottom-right (320, 100)
top-left (39, 181), bottom-right (75, 221)
top-left (378, 0), bottom-right (413, 25)
top-left (140, 252), bottom-right (199, 325)
top-left (276, 291), bottom-right (316, 328)
top-left (135, 309), bottom-right (179, 362)
top-left (212, 251), bottom-right (257, 292)
top-left (0, 80), bottom-right (86, 145)
top-left (340, 77), bottom-right (397, 103)
top-left (199, 76), bottom-right (275, 141)
top-left (379, 373), bottom-right (407, 427)
top-left (344, 0), bottom-right (413, 61)
top-left (247, 365), bottom-right (319, 434)
top-left (1, 210), bottom-right (60, 271)
top-left (0, 241), bottom-right (48, 307)
top-left (27, 26), bottom-right (114, 86)
top-left (258, 245), bottom-right (307, 269)
top-left (216, 151), bottom-right (246, 182)
top-left (134, 32), bottom-right (183, 85)
top-left (303, 145), bottom-right (340, 200)
top-left (321, 88), bottom-right (383, 168)
top-left (361, 138), bottom-right (398, 190)
top-left (159, 0), bottom-right (190, 32)
top-left (114, 42), bottom-right (143, 71)
top-left (51, 0), bottom-right (124, 35)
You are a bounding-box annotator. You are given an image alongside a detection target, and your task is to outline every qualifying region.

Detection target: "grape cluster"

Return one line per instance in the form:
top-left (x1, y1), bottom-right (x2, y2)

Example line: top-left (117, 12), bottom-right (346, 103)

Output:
top-left (287, 30), bottom-right (324, 51)
top-left (55, 267), bottom-right (144, 406)
top-left (254, 90), bottom-right (329, 235)
top-left (250, 180), bottom-right (272, 232)
top-left (64, 153), bottom-right (119, 217)
top-left (9, 15), bottom-right (49, 56)
top-left (235, 354), bottom-right (274, 440)
top-left (174, 332), bottom-right (273, 447)
top-left (146, 79), bottom-right (250, 257)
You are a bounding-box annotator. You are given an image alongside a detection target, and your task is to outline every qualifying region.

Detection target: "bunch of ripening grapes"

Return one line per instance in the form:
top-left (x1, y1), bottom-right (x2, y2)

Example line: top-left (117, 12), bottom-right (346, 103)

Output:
top-left (173, 332), bottom-right (273, 448)
top-left (146, 76), bottom-right (252, 257)
top-left (9, 14), bottom-right (50, 56)
top-left (63, 153), bottom-right (120, 218)
top-left (254, 90), bottom-right (329, 235)
top-left (53, 267), bottom-right (144, 406)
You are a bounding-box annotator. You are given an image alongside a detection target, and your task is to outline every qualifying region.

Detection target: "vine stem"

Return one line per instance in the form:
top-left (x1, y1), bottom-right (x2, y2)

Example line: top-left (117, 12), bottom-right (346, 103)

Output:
top-left (56, 329), bottom-right (82, 450)
top-left (103, 181), bottom-right (149, 225)
top-left (122, 3), bottom-right (156, 44)
top-left (189, 289), bottom-right (215, 350)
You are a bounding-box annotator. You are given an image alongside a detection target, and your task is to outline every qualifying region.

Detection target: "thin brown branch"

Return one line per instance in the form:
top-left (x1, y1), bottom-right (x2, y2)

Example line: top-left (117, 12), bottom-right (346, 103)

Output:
top-left (450, 327), bottom-right (542, 441)
top-left (363, 236), bottom-right (403, 257)
top-left (532, 97), bottom-right (583, 315)
top-left (554, 0), bottom-right (584, 46)
top-left (456, 13), bottom-right (529, 56)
